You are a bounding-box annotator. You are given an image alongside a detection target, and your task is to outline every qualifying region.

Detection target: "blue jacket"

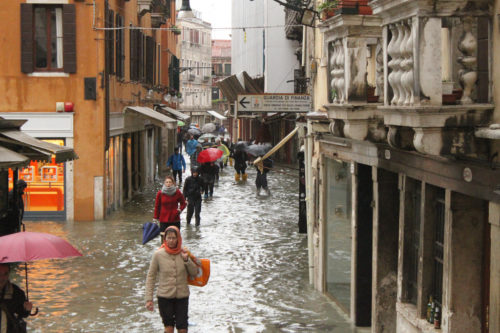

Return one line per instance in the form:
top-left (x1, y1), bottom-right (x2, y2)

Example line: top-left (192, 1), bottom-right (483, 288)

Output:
top-left (186, 139), bottom-right (199, 156)
top-left (167, 153), bottom-right (186, 171)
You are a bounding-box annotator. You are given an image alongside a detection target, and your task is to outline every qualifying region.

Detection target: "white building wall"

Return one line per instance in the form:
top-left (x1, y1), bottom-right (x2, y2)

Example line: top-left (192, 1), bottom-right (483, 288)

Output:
top-left (231, 0), bottom-right (264, 77)
top-left (231, 0), bottom-right (299, 93)
top-left (263, 0), bottom-right (299, 93)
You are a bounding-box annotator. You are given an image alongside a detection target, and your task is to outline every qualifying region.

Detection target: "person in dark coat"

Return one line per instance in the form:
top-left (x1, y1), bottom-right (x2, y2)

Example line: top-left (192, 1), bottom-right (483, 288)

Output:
top-left (3, 180), bottom-right (28, 236)
top-left (182, 168), bottom-right (204, 226)
top-left (199, 162), bottom-right (219, 199)
top-left (0, 263), bottom-right (32, 333)
top-left (233, 148), bottom-right (248, 182)
top-left (190, 145), bottom-right (202, 170)
top-left (255, 157), bottom-right (273, 195)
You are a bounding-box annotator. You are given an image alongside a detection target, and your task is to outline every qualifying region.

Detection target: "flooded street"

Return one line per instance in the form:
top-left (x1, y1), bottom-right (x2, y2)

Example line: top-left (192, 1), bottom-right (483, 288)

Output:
top-left (12, 157), bottom-right (360, 332)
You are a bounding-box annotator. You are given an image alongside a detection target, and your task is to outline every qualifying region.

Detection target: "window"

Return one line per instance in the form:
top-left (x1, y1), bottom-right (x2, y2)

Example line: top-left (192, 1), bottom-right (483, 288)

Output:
top-left (224, 63), bottom-right (231, 76)
top-left (433, 196), bottom-right (445, 307)
top-left (21, 4), bottom-right (76, 73)
top-left (404, 178), bottom-right (421, 305)
top-left (105, 7), bottom-right (114, 75)
top-left (115, 14), bottom-right (125, 79)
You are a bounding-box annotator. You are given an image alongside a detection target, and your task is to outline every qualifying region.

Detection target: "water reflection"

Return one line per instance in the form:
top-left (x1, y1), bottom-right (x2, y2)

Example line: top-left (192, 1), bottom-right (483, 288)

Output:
top-left (11, 161), bottom-right (362, 332)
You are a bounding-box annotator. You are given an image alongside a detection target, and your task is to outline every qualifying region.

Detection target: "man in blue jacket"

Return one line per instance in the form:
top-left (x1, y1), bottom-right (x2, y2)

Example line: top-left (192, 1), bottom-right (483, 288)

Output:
top-left (167, 147), bottom-right (186, 186)
top-left (185, 135), bottom-right (199, 157)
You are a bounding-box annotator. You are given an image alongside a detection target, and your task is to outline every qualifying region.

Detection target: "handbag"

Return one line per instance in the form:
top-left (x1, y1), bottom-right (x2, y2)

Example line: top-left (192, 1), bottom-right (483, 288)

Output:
top-left (185, 251), bottom-right (210, 287)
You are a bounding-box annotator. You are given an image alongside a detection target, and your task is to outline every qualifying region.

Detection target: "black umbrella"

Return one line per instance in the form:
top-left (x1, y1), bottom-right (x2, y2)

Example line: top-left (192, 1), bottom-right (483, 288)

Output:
top-left (245, 143), bottom-right (272, 157)
top-left (142, 222), bottom-right (161, 245)
top-left (234, 141), bottom-right (248, 152)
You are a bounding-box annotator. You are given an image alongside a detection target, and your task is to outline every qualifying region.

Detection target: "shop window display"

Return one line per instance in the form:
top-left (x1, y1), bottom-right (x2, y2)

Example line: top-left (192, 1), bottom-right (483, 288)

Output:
top-left (9, 139), bottom-right (65, 212)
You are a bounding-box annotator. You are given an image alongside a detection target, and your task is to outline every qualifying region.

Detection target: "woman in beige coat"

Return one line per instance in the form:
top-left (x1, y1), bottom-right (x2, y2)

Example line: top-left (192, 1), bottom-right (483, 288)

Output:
top-left (145, 226), bottom-right (198, 333)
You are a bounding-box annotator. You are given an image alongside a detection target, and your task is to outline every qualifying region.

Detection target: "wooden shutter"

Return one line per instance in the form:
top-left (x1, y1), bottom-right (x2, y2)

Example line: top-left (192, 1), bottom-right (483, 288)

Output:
top-left (63, 4), bottom-right (76, 73)
top-left (129, 27), bottom-right (135, 80)
top-left (108, 9), bottom-right (114, 75)
top-left (115, 14), bottom-right (121, 78)
top-left (20, 4), bottom-right (34, 73)
top-left (63, 5), bottom-right (76, 73)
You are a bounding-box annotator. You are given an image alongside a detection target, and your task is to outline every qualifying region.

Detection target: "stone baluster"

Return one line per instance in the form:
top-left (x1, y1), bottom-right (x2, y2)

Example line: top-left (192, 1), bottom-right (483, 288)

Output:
top-left (458, 17), bottom-right (477, 104)
top-left (375, 40), bottom-right (384, 102)
top-left (330, 42), bottom-right (338, 103)
top-left (338, 41), bottom-right (346, 103)
top-left (400, 21), bottom-right (414, 106)
top-left (393, 23), bottom-right (405, 105)
top-left (405, 20), bottom-right (414, 105)
top-left (387, 24), bottom-right (398, 105)
top-left (398, 23), bottom-right (410, 105)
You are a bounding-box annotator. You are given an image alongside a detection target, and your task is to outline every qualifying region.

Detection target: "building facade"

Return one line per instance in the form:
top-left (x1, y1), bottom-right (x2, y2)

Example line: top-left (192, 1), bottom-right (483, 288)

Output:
top-left (0, 0), bottom-right (179, 221)
top-left (211, 39), bottom-right (231, 119)
top-left (302, 1), bottom-right (500, 332)
top-left (177, 13), bottom-right (212, 127)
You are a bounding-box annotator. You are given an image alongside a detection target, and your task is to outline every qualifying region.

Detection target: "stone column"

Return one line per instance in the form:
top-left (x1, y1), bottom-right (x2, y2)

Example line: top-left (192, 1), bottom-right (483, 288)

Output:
top-left (489, 202), bottom-right (500, 333)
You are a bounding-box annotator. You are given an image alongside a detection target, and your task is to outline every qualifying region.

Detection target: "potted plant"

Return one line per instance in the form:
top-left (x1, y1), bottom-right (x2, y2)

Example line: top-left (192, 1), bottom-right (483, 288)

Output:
top-left (331, 88), bottom-right (337, 102)
top-left (171, 25), bottom-right (181, 35)
top-left (318, 0), bottom-right (338, 20)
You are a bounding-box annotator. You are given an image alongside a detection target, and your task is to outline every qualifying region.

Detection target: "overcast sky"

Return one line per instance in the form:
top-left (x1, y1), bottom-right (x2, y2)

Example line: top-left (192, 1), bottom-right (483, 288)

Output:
top-left (186, 0), bottom-right (232, 40)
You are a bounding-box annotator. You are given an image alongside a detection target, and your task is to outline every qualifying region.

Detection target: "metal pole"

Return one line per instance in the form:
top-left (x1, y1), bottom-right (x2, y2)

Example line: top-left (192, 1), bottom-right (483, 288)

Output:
top-left (233, 102), bottom-right (238, 144)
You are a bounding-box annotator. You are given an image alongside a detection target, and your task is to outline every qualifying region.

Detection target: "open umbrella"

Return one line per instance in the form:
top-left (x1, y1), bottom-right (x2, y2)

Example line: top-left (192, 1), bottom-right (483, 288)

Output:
top-left (201, 123), bottom-right (216, 133)
top-left (245, 143), bottom-right (272, 157)
top-left (0, 231), bottom-right (82, 309)
top-left (142, 222), bottom-right (161, 245)
top-left (177, 120), bottom-right (185, 127)
top-left (197, 133), bottom-right (217, 142)
top-left (234, 141), bottom-right (248, 152)
top-left (197, 148), bottom-right (223, 163)
top-left (188, 128), bottom-right (201, 137)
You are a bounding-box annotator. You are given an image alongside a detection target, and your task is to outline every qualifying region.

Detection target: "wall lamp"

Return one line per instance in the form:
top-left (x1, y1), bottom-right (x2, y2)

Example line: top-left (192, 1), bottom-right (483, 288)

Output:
top-left (272, 0), bottom-right (318, 27)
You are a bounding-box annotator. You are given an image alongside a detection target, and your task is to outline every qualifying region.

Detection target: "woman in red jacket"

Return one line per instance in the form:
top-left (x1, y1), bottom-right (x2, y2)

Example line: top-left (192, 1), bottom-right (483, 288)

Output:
top-left (154, 176), bottom-right (187, 237)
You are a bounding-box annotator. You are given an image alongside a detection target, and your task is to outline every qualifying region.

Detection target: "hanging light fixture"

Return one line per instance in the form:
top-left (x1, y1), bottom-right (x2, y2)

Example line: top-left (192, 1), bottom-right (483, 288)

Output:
top-left (178, 0), bottom-right (194, 19)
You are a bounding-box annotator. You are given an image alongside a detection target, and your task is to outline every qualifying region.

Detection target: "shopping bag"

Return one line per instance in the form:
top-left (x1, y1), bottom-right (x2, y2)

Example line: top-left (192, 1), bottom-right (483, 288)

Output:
top-left (186, 250), bottom-right (210, 287)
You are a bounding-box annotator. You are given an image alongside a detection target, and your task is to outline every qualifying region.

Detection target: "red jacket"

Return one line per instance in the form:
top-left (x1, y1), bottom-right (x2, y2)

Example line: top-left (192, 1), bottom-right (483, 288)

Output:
top-left (154, 190), bottom-right (187, 223)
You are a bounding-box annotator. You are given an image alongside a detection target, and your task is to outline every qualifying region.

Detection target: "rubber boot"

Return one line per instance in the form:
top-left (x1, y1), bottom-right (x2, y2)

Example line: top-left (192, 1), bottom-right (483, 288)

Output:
top-left (229, 158), bottom-right (234, 166)
top-left (235, 173), bottom-right (241, 181)
top-left (242, 173), bottom-right (248, 182)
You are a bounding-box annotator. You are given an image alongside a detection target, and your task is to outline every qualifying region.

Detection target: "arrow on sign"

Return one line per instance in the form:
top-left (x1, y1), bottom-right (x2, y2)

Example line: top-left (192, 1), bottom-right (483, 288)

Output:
top-left (239, 96), bottom-right (250, 109)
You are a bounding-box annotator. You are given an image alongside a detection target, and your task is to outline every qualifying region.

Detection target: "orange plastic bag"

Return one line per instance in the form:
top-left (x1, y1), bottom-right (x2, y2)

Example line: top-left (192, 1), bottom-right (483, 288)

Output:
top-left (186, 251), bottom-right (210, 287)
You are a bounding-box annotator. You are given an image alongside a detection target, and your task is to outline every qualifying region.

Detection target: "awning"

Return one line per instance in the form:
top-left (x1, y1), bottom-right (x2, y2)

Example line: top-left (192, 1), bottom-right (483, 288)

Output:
top-left (0, 146), bottom-right (30, 171)
top-left (124, 106), bottom-right (177, 130)
top-left (160, 106), bottom-right (190, 121)
top-left (207, 110), bottom-right (227, 120)
top-left (0, 129), bottom-right (78, 163)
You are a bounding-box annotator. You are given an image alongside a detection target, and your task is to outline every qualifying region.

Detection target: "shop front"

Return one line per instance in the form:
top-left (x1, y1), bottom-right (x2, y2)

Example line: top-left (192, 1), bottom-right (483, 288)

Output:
top-left (0, 113), bottom-right (75, 221)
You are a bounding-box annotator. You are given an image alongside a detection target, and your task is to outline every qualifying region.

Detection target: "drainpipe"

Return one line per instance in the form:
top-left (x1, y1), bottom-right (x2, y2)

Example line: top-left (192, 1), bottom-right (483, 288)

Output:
top-left (306, 120), bottom-right (314, 285)
top-left (475, 124), bottom-right (500, 139)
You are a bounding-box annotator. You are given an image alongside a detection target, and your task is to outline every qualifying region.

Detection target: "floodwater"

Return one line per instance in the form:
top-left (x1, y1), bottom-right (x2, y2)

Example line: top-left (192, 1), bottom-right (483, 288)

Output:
top-left (11, 156), bottom-right (363, 332)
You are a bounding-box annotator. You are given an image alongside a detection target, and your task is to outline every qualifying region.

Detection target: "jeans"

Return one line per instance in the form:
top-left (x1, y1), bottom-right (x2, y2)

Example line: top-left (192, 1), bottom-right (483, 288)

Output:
top-left (172, 169), bottom-right (182, 184)
top-left (186, 198), bottom-right (202, 225)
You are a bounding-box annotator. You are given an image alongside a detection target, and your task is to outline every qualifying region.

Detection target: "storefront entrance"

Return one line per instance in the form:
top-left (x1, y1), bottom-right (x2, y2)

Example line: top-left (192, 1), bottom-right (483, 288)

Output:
top-left (9, 139), bottom-right (66, 220)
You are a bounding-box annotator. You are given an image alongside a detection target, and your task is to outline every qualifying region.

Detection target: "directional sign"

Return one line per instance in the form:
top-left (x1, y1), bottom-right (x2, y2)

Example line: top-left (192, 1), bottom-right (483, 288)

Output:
top-left (237, 94), bottom-right (311, 113)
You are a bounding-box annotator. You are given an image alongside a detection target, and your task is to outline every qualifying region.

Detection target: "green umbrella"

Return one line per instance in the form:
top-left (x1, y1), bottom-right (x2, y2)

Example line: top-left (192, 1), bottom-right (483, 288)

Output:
top-left (177, 120), bottom-right (185, 127)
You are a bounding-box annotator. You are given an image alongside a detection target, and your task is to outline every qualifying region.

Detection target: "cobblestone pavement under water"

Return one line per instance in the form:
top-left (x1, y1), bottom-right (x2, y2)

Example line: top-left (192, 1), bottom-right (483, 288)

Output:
top-left (12, 156), bottom-right (367, 332)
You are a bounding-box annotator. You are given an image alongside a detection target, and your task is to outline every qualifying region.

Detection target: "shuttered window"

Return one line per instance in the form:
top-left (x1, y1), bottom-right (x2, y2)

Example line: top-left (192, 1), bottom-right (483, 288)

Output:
top-left (115, 14), bottom-right (124, 79)
top-left (145, 36), bottom-right (155, 85)
top-left (20, 4), bottom-right (76, 73)
top-left (105, 6), bottom-right (114, 75)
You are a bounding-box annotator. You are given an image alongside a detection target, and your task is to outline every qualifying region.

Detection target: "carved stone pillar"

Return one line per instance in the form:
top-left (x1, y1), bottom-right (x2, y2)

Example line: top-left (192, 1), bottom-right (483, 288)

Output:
top-left (458, 17), bottom-right (477, 105)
